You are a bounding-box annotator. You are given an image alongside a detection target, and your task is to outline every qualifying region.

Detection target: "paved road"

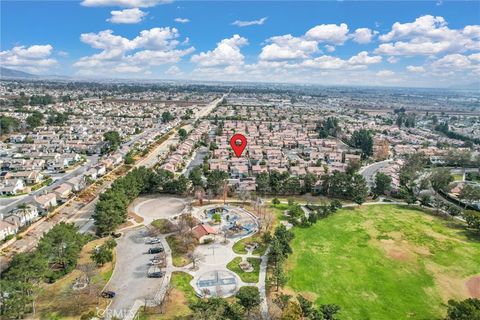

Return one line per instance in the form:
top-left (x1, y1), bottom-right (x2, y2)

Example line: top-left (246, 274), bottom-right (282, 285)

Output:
top-left (0, 155), bottom-right (98, 213)
top-left (359, 159), bottom-right (393, 188)
top-left (183, 146), bottom-right (208, 176)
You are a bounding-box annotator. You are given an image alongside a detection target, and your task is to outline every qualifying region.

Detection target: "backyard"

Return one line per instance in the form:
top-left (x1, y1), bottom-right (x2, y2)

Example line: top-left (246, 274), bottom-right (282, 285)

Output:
top-left (284, 204), bottom-right (480, 319)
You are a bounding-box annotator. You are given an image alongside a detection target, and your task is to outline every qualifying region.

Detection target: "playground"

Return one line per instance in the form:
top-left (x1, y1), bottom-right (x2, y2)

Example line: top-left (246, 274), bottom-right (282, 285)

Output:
top-left (183, 204), bottom-right (261, 298)
top-left (200, 205), bottom-right (258, 239)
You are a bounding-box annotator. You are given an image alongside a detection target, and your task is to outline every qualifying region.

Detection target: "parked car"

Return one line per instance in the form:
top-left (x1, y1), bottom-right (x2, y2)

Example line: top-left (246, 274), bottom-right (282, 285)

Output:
top-left (147, 238), bottom-right (161, 244)
top-left (148, 271), bottom-right (164, 278)
top-left (148, 247), bottom-right (164, 254)
top-left (101, 291), bottom-right (116, 299)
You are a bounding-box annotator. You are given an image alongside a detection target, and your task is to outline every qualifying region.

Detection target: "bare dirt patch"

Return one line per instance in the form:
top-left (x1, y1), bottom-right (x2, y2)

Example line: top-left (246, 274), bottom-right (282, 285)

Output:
top-left (465, 275), bottom-right (480, 298)
top-left (387, 248), bottom-right (411, 261)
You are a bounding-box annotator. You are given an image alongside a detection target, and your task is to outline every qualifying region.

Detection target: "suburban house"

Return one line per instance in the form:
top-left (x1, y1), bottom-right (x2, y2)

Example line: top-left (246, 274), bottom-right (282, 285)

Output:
top-left (34, 193), bottom-right (58, 210)
top-left (3, 204), bottom-right (39, 227)
top-left (0, 220), bottom-right (18, 241)
top-left (53, 183), bottom-right (73, 199)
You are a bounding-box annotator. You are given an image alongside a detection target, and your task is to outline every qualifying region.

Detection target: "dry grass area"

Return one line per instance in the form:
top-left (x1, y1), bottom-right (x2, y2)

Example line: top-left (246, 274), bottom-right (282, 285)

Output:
top-left (36, 238), bottom-right (115, 319)
top-left (138, 272), bottom-right (197, 320)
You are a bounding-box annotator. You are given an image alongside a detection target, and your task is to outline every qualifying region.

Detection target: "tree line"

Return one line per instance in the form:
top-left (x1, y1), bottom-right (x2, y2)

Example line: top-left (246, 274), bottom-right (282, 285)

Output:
top-left (93, 167), bottom-right (188, 235)
top-left (0, 223), bottom-right (88, 319)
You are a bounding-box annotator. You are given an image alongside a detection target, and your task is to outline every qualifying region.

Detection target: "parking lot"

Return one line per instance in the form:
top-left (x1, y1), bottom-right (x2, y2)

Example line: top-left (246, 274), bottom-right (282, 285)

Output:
top-left (105, 227), bottom-right (166, 317)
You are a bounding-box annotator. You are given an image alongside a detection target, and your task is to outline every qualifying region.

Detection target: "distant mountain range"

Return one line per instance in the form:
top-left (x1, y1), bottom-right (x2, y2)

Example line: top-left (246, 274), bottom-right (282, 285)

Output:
top-left (0, 67), bottom-right (38, 79)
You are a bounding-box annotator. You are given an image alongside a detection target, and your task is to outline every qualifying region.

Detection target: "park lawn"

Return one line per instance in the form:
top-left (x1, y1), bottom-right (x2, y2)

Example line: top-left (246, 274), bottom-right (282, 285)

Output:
top-left (227, 257), bottom-right (262, 283)
top-left (36, 238), bottom-right (114, 319)
top-left (232, 234), bottom-right (267, 255)
top-left (284, 204), bottom-right (480, 320)
top-left (138, 272), bottom-right (198, 320)
top-left (166, 234), bottom-right (191, 267)
top-left (452, 174), bottom-right (464, 181)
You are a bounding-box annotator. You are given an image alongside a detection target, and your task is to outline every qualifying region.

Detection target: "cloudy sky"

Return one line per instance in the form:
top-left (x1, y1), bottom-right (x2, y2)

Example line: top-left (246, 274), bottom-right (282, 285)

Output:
top-left (1, 0), bottom-right (479, 87)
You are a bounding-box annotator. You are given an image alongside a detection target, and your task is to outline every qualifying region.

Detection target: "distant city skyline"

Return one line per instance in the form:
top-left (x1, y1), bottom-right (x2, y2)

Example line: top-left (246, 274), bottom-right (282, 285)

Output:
top-left (1, 0), bottom-right (479, 88)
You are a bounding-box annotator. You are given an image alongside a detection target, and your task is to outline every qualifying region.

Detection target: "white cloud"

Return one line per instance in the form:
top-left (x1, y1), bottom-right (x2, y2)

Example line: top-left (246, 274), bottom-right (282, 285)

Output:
top-left (232, 17), bottom-right (267, 27)
top-left (259, 34), bottom-right (318, 61)
top-left (191, 34), bottom-right (248, 67)
top-left (299, 51), bottom-right (381, 70)
top-left (0, 44), bottom-right (57, 73)
top-left (431, 53), bottom-right (476, 70)
top-left (81, 0), bottom-right (172, 8)
top-left (387, 56), bottom-right (399, 64)
top-left (347, 51), bottom-right (382, 65)
top-left (325, 45), bottom-right (335, 52)
top-left (375, 15), bottom-right (480, 56)
top-left (58, 50), bottom-right (69, 57)
top-left (74, 28), bottom-right (193, 76)
top-left (107, 8), bottom-right (147, 24)
top-left (352, 28), bottom-right (377, 44)
top-left (174, 18), bottom-right (189, 23)
top-left (165, 65), bottom-right (182, 75)
top-left (305, 23), bottom-right (349, 45)
top-left (406, 65), bottom-right (425, 73)
top-left (376, 70), bottom-right (395, 77)
top-left (132, 27), bottom-right (181, 50)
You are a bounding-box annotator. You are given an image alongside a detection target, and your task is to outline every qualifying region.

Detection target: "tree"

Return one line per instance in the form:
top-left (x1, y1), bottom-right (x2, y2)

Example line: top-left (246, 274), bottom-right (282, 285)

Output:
top-left (274, 293), bottom-right (292, 310)
top-left (459, 184), bottom-right (480, 208)
top-left (256, 172), bottom-right (271, 195)
top-left (316, 117), bottom-right (340, 138)
top-left (373, 173), bottom-right (392, 196)
top-left (47, 112), bottom-right (68, 125)
top-left (349, 174), bottom-right (369, 205)
top-left (124, 150), bottom-right (135, 165)
top-left (303, 173), bottom-right (318, 194)
top-left (297, 295), bottom-right (319, 319)
top-left (206, 170), bottom-right (228, 196)
top-left (399, 186), bottom-right (417, 205)
top-left (235, 286), bottom-right (261, 316)
top-left (26, 111), bottom-right (43, 129)
top-left (350, 129), bottom-right (373, 158)
top-left (445, 298), bottom-right (480, 320)
top-left (283, 177), bottom-right (301, 195)
top-left (320, 304), bottom-right (341, 320)
top-left (189, 166), bottom-right (204, 187)
top-left (161, 111), bottom-right (174, 123)
top-left (271, 263), bottom-right (287, 291)
top-left (0, 279), bottom-right (33, 319)
top-left (189, 297), bottom-right (242, 320)
top-left (0, 116), bottom-right (20, 134)
top-left (103, 131), bottom-right (121, 152)
top-left (464, 211), bottom-right (480, 233)
top-left (37, 222), bottom-right (87, 281)
top-left (430, 168), bottom-right (453, 192)
top-left (91, 244), bottom-right (113, 266)
top-left (187, 252), bottom-right (203, 269)
top-left (178, 128), bottom-right (187, 140)
top-left (346, 159), bottom-right (361, 175)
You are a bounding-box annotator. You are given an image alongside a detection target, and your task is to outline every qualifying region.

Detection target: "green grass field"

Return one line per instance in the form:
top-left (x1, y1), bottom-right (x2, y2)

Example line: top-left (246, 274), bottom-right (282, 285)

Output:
top-left (285, 205), bottom-right (480, 320)
top-left (227, 257), bottom-right (262, 283)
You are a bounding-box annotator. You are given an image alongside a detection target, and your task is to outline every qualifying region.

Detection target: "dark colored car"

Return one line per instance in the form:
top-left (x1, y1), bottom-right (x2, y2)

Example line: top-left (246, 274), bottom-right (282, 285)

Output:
top-left (101, 291), bottom-right (116, 299)
top-left (148, 271), bottom-right (164, 278)
top-left (148, 247), bottom-right (164, 254)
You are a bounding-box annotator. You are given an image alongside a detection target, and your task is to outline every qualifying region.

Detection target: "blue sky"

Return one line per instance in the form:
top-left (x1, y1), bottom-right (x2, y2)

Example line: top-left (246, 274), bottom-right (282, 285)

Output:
top-left (1, 1), bottom-right (479, 87)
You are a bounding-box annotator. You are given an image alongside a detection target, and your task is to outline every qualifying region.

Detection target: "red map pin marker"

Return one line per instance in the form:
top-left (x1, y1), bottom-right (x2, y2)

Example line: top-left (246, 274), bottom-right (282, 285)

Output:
top-left (230, 133), bottom-right (247, 158)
